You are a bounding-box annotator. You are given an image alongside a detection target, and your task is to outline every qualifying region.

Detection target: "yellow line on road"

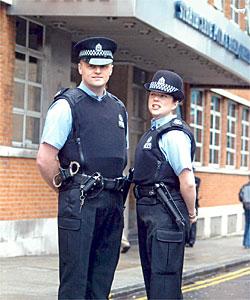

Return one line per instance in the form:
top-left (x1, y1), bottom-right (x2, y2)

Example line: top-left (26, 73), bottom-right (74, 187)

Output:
top-left (132, 267), bottom-right (250, 300)
top-left (182, 266), bottom-right (250, 290)
top-left (182, 267), bottom-right (250, 293)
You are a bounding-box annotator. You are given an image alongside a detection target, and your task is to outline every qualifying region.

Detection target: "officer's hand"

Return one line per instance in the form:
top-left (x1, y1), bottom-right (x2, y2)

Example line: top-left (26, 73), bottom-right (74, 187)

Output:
top-left (189, 215), bottom-right (197, 224)
top-left (188, 210), bottom-right (197, 224)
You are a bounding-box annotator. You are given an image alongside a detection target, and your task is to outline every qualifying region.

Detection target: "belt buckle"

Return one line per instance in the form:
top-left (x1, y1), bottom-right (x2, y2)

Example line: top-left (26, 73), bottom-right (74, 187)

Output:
top-left (110, 177), bottom-right (122, 191)
top-left (149, 189), bottom-right (155, 196)
top-left (112, 178), bottom-right (119, 191)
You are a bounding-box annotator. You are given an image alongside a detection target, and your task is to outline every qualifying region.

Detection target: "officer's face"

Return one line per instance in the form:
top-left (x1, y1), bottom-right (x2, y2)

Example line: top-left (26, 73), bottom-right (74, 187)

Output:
top-left (78, 60), bottom-right (113, 91)
top-left (148, 92), bottom-right (178, 119)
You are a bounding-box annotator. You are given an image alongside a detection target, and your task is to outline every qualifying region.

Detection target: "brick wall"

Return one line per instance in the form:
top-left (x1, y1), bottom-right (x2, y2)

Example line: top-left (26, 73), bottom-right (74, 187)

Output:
top-left (223, 0), bottom-right (247, 31)
top-left (0, 3), bottom-right (15, 146)
top-left (224, 0), bottom-right (231, 19)
top-left (197, 172), bottom-right (247, 207)
top-left (0, 157), bottom-right (57, 220)
top-left (225, 89), bottom-right (250, 99)
top-left (0, 5), bottom-right (57, 221)
top-left (238, 0), bottom-right (247, 31)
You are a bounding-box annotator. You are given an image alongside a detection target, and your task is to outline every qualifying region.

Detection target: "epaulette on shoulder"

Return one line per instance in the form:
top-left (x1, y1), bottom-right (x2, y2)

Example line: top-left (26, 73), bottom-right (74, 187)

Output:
top-left (53, 88), bottom-right (70, 100)
top-left (53, 87), bottom-right (85, 107)
top-left (108, 92), bottom-right (125, 108)
top-left (157, 118), bottom-right (183, 134)
top-left (170, 118), bottom-right (183, 127)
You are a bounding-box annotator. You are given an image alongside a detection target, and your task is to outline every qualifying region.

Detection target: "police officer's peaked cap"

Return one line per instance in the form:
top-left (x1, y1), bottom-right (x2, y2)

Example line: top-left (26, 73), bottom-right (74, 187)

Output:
top-left (74, 36), bottom-right (117, 66)
top-left (144, 70), bottom-right (184, 101)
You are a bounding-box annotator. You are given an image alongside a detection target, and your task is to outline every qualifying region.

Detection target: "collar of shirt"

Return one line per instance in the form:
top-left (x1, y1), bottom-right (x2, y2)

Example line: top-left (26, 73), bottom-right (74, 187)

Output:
top-left (78, 82), bottom-right (107, 102)
top-left (151, 114), bottom-right (177, 130)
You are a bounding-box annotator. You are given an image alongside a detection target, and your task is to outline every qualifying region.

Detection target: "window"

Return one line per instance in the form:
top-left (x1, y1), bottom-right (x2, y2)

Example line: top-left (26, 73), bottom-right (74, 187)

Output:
top-left (230, 0), bottom-right (240, 24)
top-left (190, 90), bottom-right (204, 164)
top-left (226, 101), bottom-right (237, 167)
top-left (209, 95), bottom-right (221, 165)
top-left (13, 17), bottom-right (44, 149)
top-left (241, 107), bottom-right (250, 168)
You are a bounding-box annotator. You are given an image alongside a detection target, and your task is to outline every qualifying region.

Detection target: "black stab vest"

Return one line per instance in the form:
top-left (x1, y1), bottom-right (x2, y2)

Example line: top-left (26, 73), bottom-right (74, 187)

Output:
top-left (53, 88), bottom-right (127, 178)
top-left (133, 118), bottom-right (196, 188)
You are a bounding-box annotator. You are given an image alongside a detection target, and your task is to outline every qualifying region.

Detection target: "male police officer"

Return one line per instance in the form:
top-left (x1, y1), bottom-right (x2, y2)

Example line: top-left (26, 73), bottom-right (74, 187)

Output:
top-left (133, 70), bottom-right (197, 299)
top-left (37, 37), bottom-right (128, 299)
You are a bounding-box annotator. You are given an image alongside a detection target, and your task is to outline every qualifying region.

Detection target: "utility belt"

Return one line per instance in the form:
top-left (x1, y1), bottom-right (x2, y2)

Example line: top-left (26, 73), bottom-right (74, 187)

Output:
top-left (74, 173), bottom-right (126, 212)
top-left (135, 183), bottom-right (185, 230)
top-left (53, 161), bottom-right (125, 191)
top-left (53, 161), bottom-right (127, 212)
top-left (134, 185), bottom-right (156, 198)
top-left (134, 184), bottom-right (179, 200)
top-left (72, 174), bottom-right (126, 191)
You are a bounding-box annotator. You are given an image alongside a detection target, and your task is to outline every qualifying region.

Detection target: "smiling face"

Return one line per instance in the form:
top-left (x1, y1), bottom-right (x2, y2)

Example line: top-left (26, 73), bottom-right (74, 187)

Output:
top-left (148, 91), bottom-right (178, 119)
top-left (78, 60), bottom-right (113, 95)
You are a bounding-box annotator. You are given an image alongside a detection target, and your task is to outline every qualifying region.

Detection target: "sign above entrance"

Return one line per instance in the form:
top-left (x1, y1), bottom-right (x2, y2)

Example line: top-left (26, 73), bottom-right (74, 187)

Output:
top-left (175, 1), bottom-right (250, 65)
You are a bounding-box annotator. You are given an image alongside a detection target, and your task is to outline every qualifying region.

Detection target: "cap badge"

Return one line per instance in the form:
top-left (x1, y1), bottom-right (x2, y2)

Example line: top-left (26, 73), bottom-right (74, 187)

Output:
top-left (158, 77), bottom-right (165, 85)
top-left (95, 43), bottom-right (102, 52)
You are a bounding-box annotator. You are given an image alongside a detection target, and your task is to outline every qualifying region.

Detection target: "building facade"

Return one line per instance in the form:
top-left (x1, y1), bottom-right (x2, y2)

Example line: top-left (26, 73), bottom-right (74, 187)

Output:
top-left (0, 0), bottom-right (249, 256)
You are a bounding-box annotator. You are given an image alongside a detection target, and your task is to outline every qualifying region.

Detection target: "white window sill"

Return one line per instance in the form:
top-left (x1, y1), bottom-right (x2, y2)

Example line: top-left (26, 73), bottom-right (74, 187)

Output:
top-left (0, 145), bottom-right (37, 158)
top-left (195, 165), bottom-right (249, 175)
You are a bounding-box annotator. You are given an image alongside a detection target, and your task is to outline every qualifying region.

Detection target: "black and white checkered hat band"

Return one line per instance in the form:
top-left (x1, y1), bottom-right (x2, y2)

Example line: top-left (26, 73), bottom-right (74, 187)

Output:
top-left (149, 81), bottom-right (178, 93)
top-left (79, 49), bottom-right (113, 58)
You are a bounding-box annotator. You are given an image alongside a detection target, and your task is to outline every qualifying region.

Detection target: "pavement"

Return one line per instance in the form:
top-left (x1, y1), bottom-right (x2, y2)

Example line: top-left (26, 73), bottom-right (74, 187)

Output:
top-left (0, 235), bottom-right (250, 300)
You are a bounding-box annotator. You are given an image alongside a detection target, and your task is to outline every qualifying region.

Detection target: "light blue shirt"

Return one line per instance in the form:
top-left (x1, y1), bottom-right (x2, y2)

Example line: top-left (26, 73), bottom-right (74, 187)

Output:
top-left (151, 115), bottom-right (193, 176)
top-left (41, 82), bottom-right (129, 149)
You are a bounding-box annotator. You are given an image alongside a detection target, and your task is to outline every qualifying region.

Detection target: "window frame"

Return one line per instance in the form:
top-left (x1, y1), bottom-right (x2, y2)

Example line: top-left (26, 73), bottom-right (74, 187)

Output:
top-left (230, 0), bottom-right (240, 25)
top-left (190, 89), bottom-right (204, 166)
top-left (209, 94), bottom-right (221, 166)
top-left (226, 101), bottom-right (237, 168)
top-left (240, 107), bottom-right (250, 169)
top-left (13, 17), bottom-right (45, 149)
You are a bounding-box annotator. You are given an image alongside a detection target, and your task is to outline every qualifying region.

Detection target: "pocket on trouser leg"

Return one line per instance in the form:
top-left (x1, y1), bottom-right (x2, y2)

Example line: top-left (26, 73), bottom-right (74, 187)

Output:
top-left (58, 188), bottom-right (81, 218)
top-left (58, 217), bottom-right (81, 263)
top-left (151, 229), bottom-right (184, 274)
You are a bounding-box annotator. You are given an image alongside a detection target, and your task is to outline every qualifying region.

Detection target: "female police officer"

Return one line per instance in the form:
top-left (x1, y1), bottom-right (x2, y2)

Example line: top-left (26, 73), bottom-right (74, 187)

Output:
top-left (37, 37), bottom-right (128, 299)
top-left (133, 70), bottom-right (197, 299)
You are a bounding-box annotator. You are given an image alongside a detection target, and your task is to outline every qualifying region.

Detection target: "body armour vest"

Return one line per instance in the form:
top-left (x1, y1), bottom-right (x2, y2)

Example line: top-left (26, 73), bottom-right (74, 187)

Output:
top-left (133, 118), bottom-right (196, 189)
top-left (53, 88), bottom-right (127, 178)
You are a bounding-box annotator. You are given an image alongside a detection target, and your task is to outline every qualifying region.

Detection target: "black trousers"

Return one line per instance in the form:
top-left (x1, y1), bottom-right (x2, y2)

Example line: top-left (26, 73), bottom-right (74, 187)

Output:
top-left (57, 188), bottom-right (124, 300)
top-left (136, 196), bottom-right (189, 300)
